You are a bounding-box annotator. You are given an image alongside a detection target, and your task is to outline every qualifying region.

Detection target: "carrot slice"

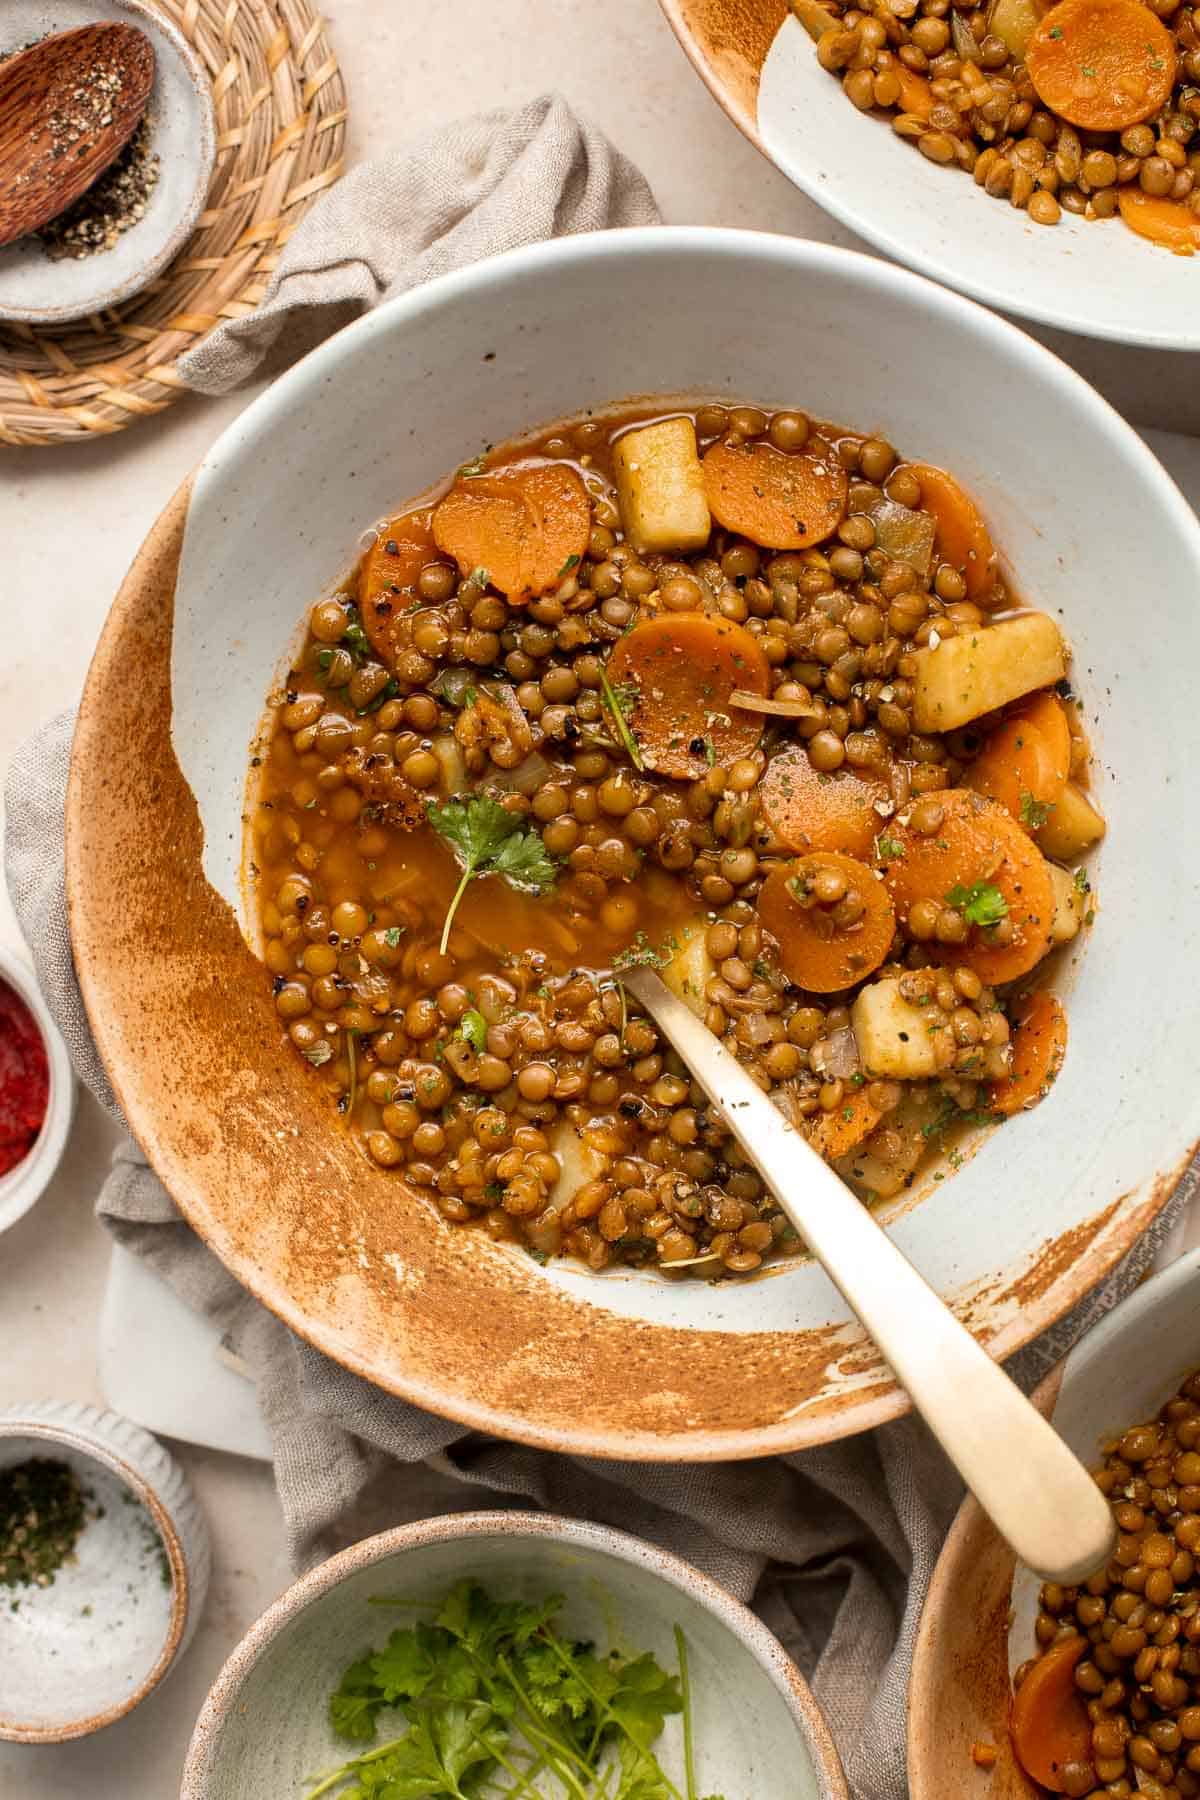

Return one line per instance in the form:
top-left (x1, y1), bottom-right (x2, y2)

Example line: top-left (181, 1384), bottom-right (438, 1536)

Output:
top-left (360, 509), bottom-right (440, 664)
top-left (432, 462), bottom-right (591, 601)
top-left (1012, 691), bottom-right (1071, 789)
top-left (702, 438), bottom-right (848, 550)
top-left (989, 991), bottom-right (1068, 1117)
top-left (1118, 188), bottom-right (1200, 254)
top-left (806, 1086), bottom-right (881, 1159)
top-left (760, 747), bottom-right (888, 858)
top-left (894, 65), bottom-right (935, 118)
top-left (494, 462), bottom-right (592, 595)
top-left (759, 852), bottom-right (896, 993)
top-left (1010, 1632), bottom-right (1094, 1793)
top-left (907, 464), bottom-right (997, 602)
top-left (432, 479), bottom-right (531, 598)
top-left (965, 717), bottom-right (1063, 826)
top-left (1026, 0), bottom-right (1177, 132)
top-left (884, 789), bottom-right (1056, 984)
top-left (605, 614), bottom-right (771, 779)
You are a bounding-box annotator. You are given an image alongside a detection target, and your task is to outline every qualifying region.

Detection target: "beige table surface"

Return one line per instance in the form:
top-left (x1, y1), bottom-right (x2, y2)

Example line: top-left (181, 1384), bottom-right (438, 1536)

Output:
top-left (1, 3), bottom-right (1198, 1795)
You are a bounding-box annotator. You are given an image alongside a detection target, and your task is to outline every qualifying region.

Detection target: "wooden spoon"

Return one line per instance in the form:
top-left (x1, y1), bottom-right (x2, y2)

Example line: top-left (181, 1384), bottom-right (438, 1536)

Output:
top-left (0, 24), bottom-right (155, 248)
top-left (623, 966), bottom-right (1117, 1585)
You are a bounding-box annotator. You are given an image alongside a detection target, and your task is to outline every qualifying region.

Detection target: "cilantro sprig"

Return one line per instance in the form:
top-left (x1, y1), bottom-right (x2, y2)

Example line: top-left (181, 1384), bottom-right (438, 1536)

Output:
top-left (308, 1580), bottom-right (726, 1799)
top-left (428, 796), bottom-right (557, 955)
top-left (600, 669), bottom-right (645, 772)
top-left (945, 880), bottom-right (1008, 930)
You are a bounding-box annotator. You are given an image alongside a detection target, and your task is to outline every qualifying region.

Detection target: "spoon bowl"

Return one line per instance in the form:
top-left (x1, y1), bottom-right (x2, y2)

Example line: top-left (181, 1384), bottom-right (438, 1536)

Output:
top-left (0, 23), bottom-right (154, 248)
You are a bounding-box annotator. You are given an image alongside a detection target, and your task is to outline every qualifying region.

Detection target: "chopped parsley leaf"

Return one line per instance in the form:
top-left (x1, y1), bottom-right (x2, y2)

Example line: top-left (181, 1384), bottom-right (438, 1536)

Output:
top-left (1019, 790), bottom-right (1055, 830)
top-left (945, 880), bottom-right (1008, 929)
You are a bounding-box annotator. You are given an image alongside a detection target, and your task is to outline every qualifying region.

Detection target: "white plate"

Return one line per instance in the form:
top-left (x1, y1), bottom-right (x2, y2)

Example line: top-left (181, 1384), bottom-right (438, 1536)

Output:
top-left (665, 0), bottom-right (1200, 351)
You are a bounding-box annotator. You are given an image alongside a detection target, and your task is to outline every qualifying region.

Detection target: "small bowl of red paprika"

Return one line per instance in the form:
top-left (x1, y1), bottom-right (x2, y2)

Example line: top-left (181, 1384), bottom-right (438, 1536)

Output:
top-left (0, 948), bottom-right (74, 1234)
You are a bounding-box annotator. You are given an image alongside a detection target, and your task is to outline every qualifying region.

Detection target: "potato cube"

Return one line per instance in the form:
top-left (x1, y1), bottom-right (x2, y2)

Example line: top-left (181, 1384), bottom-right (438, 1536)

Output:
top-left (1035, 781), bottom-right (1105, 860)
top-left (851, 977), bottom-right (943, 1079)
top-left (1046, 862), bottom-right (1087, 945)
top-left (837, 1091), bottom-right (944, 1199)
top-left (911, 612), bottom-right (1067, 732)
top-left (612, 417), bottom-right (711, 553)
top-left (546, 1117), bottom-right (608, 1210)
top-left (662, 922), bottom-right (713, 1019)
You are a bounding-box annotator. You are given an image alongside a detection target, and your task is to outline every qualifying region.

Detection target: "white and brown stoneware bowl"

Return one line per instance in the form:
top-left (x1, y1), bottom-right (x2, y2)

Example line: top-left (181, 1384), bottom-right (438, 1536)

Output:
top-left (65, 227), bottom-right (1200, 1460)
top-left (658, 0), bottom-right (1200, 350)
top-left (181, 1510), bottom-right (848, 1799)
top-left (0, 1399), bottom-right (210, 1742)
top-left (908, 1245), bottom-right (1200, 1797)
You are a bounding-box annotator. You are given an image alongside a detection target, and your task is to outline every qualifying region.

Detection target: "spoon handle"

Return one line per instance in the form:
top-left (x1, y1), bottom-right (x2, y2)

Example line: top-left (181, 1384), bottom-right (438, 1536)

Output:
top-left (624, 969), bottom-right (1115, 1585)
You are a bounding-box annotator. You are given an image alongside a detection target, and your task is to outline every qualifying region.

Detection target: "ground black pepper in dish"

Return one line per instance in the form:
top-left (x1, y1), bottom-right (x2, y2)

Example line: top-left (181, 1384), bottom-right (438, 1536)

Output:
top-left (37, 114), bottom-right (160, 260)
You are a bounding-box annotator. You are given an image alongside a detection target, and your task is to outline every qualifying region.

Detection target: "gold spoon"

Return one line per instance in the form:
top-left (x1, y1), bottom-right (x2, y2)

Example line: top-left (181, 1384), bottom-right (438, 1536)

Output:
top-left (623, 966), bottom-right (1116, 1585)
top-left (0, 24), bottom-right (155, 249)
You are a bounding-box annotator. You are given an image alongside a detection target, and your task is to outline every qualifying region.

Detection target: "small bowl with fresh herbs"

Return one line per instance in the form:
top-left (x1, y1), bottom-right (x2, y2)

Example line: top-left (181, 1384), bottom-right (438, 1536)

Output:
top-left (0, 1398), bottom-right (210, 1742)
top-left (181, 1511), bottom-right (847, 1800)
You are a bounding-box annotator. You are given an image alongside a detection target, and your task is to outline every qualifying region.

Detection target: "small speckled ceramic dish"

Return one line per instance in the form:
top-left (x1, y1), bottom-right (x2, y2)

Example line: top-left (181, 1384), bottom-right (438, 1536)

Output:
top-left (182, 1511), bottom-right (848, 1798)
top-left (0, 1400), bottom-right (211, 1742)
top-left (0, 947), bottom-right (75, 1237)
top-left (0, 0), bottom-right (216, 326)
top-left (908, 1244), bottom-right (1200, 1798)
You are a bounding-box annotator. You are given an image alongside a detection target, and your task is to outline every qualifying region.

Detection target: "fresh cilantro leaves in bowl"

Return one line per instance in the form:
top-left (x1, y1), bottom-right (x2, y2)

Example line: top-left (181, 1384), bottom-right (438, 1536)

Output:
top-left (181, 1513), bottom-right (847, 1800)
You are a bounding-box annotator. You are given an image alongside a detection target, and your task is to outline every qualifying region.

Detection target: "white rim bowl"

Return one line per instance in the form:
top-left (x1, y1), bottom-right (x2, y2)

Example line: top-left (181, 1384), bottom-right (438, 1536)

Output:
top-left (181, 1511), bottom-right (848, 1799)
top-left (126, 225), bottom-right (1200, 1452)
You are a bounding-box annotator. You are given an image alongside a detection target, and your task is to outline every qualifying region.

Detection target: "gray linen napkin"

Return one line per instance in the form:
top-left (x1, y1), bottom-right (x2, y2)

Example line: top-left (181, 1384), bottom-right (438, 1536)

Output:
top-left (179, 94), bottom-right (660, 395)
top-left (8, 713), bottom-right (1191, 1800)
top-left (9, 99), bottom-right (1193, 1798)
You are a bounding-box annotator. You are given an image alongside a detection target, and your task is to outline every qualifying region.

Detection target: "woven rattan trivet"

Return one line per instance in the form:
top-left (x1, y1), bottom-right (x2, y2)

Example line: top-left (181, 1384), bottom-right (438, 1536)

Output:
top-left (0, 0), bottom-right (347, 448)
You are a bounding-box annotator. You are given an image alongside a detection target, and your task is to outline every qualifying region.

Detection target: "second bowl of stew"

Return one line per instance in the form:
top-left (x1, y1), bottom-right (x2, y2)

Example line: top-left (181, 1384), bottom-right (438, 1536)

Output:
top-left (66, 227), bottom-right (1200, 1458)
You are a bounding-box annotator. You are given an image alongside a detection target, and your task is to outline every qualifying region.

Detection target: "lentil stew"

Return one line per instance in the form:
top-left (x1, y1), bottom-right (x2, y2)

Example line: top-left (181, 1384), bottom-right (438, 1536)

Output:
top-left (248, 402), bottom-right (1103, 1282)
top-left (1013, 1370), bottom-right (1200, 1797)
top-left (791, 0), bottom-right (1200, 247)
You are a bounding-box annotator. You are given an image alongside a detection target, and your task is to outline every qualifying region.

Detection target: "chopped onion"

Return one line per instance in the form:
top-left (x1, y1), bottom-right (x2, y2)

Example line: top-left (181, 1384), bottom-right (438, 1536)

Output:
top-left (810, 1026), bottom-right (860, 1080)
top-left (950, 11), bottom-right (982, 61)
top-left (730, 689), bottom-right (820, 718)
top-left (869, 495), bottom-right (935, 578)
top-left (742, 1011), bottom-right (775, 1047)
top-left (432, 666), bottom-right (476, 707)
top-left (790, 0), bottom-right (839, 40)
top-left (487, 748), bottom-right (554, 795)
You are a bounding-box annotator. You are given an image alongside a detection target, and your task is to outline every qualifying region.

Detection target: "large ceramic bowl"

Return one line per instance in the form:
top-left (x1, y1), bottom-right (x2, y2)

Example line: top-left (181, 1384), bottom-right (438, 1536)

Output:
top-left (181, 1511), bottom-right (848, 1799)
top-left (909, 1245), bottom-right (1200, 1797)
top-left (65, 227), bottom-right (1200, 1460)
top-left (659, 0), bottom-right (1200, 350)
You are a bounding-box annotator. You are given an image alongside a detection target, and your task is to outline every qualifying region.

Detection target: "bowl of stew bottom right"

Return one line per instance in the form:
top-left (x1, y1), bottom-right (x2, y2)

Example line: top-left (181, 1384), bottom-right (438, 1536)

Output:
top-left (909, 1241), bottom-right (1200, 1799)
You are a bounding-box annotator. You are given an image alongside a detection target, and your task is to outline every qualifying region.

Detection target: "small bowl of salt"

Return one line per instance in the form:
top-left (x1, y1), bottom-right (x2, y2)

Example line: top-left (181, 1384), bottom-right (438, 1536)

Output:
top-left (0, 0), bottom-right (215, 325)
top-left (0, 1400), bottom-right (210, 1742)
